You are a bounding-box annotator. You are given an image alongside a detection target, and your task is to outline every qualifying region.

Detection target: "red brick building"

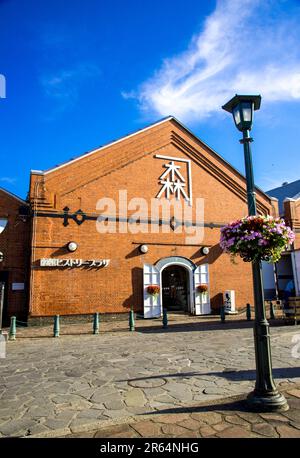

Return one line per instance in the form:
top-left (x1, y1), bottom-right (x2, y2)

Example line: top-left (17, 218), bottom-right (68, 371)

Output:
top-left (1, 117), bottom-right (281, 323)
top-left (284, 198), bottom-right (300, 295)
top-left (263, 180), bottom-right (300, 299)
top-left (24, 117), bottom-right (277, 321)
top-left (0, 188), bottom-right (30, 324)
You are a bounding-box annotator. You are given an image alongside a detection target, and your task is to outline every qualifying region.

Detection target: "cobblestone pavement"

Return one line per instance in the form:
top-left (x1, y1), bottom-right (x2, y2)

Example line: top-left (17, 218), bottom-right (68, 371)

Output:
top-left (0, 315), bottom-right (300, 438)
top-left (66, 384), bottom-right (300, 438)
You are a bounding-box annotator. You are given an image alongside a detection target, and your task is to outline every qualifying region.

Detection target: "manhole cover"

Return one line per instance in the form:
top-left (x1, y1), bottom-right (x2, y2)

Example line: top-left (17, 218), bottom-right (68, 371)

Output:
top-left (128, 378), bottom-right (167, 388)
top-left (64, 371), bottom-right (84, 377)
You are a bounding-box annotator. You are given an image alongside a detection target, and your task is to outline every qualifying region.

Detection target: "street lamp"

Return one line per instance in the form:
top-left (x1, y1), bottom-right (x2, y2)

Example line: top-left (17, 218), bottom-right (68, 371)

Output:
top-left (222, 94), bottom-right (289, 412)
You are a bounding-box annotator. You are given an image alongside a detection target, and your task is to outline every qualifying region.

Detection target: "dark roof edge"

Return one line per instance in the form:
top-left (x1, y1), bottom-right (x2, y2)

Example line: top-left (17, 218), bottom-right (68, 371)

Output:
top-left (42, 116), bottom-right (173, 175)
top-left (0, 187), bottom-right (28, 205)
top-left (35, 115), bottom-right (272, 204)
top-left (170, 116), bottom-right (272, 203)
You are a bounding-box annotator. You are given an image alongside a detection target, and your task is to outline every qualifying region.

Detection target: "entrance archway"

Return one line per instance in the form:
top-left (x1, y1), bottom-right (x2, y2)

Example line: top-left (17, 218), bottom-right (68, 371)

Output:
top-left (161, 265), bottom-right (189, 312)
top-left (143, 256), bottom-right (210, 317)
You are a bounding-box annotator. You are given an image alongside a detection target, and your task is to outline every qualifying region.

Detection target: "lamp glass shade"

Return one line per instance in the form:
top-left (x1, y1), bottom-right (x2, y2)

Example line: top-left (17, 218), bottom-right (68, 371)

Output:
top-left (233, 106), bottom-right (241, 127)
top-left (241, 102), bottom-right (252, 122)
top-left (232, 101), bottom-right (254, 131)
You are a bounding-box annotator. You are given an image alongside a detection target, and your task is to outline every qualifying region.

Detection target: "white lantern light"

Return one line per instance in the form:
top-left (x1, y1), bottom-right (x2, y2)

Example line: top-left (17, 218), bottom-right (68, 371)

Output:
top-left (202, 246), bottom-right (210, 255)
top-left (139, 244), bottom-right (148, 254)
top-left (67, 241), bottom-right (78, 252)
top-left (222, 94), bottom-right (261, 132)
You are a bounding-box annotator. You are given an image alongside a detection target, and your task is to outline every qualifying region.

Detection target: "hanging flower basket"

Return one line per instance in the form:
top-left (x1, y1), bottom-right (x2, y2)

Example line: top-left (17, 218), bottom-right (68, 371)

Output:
top-left (220, 215), bottom-right (295, 263)
top-left (147, 285), bottom-right (160, 296)
top-left (197, 284), bottom-right (208, 294)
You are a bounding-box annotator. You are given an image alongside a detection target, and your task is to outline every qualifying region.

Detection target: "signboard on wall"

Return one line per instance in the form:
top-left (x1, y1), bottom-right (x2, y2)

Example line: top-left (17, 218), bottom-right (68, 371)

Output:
top-left (224, 290), bottom-right (236, 314)
top-left (39, 258), bottom-right (110, 268)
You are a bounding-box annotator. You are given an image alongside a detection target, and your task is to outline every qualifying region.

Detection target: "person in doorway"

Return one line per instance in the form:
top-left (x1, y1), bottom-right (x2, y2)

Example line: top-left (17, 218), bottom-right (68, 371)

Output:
top-left (284, 279), bottom-right (295, 307)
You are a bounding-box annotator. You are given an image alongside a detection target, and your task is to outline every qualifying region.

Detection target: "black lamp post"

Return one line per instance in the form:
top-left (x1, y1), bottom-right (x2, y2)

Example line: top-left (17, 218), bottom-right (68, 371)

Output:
top-left (222, 94), bottom-right (289, 412)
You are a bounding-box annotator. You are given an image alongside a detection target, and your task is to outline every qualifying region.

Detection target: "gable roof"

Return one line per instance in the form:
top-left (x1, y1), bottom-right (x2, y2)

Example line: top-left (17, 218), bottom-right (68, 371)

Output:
top-left (267, 179), bottom-right (300, 213)
top-left (0, 187), bottom-right (28, 205)
top-left (42, 116), bottom-right (174, 175)
top-left (33, 116), bottom-right (270, 201)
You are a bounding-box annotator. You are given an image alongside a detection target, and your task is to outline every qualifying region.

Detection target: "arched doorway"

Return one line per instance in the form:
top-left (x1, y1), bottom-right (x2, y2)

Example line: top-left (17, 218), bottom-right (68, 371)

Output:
top-left (161, 265), bottom-right (189, 312)
top-left (143, 256), bottom-right (210, 317)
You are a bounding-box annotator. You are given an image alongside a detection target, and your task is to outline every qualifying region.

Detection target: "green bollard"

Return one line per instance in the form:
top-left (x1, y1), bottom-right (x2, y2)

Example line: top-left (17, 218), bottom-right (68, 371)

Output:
top-left (129, 307), bottom-right (135, 332)
top-left (53, 315), bottom-right (60, 337)
top-left (162, 308), bottom-right (168, 329)
top-left (246, 303), bottom-right (252, 321)
top-left (93, 313), bottom-right (100, 334)
top-left (9, 316), bottom-right (16, 341)
top-left (220, 305), bottom-right (225, 323)
top-left (270, 301), bottom-right (275, 320)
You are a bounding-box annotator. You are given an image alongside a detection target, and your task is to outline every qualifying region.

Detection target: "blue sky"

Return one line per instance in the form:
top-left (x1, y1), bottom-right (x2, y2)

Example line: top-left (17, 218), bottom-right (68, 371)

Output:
top-left (1, 0), bottom-right (300, 199)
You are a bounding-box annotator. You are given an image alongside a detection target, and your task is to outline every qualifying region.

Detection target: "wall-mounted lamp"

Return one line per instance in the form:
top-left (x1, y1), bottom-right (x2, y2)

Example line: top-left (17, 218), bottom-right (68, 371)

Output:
top-left (18, 205), bottom-right (30, 223)
top-left (0, 251), bottom-right (4, 262)
top-left (0, 218), bottom-right (8, 234)
top-left (67, 241), bottom-right (78, 252)
top-left (201, 246), bottom-right (210, 255)
top-left (139, 244), bottom-right (148, 254)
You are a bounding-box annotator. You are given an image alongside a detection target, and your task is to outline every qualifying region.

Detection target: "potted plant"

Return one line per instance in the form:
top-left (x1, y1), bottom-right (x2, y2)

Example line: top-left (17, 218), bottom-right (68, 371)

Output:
top-left (197, 284), bottom-right (208, 294)
top-left (220, 215), bottom-right (295, 263)
top-left (147, 285), bottom-right (160, 296)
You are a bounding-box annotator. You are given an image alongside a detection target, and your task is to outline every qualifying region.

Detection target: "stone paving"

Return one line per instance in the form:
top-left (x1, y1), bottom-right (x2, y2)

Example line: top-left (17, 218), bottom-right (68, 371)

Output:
top-left (66, 384), bottom-right (300, 438)
top-left (0, 315), bottom-right (300, 438)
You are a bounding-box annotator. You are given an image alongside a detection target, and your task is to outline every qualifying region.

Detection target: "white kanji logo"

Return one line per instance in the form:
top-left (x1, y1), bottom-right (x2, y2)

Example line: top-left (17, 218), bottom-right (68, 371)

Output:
top-left (156, 161), bottom-right (189, 201)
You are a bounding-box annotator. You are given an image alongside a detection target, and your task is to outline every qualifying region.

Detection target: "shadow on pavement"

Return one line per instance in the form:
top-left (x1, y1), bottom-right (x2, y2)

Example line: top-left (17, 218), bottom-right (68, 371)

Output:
top-left (136, 319), bottom-right (288, 334)
top-left (143, 397), bottom-right (250, 416)
top-left (201, 366), bottom-right (300, 381)
top-left (120, 367), bottom-right (300, 383)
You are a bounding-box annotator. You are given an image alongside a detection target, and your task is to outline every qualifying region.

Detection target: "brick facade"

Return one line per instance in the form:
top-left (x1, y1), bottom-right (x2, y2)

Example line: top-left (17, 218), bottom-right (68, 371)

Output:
top-left (26, 118), bottom-right (276, 318)
top-left (0, 189), bottom-right (30, 323)
top-left (283, 198), bottom-right (300, 296)
top-left (284, 199), bottom-right (300, 250)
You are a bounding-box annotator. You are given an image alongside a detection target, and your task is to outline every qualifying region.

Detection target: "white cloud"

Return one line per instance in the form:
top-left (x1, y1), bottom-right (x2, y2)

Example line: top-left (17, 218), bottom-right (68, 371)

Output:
top-left (0, 177), bottom-right (17, 185)
top-left (41, 63), bottom-right (101, 101)
top-left (127, 0), bottom-right (300, 122)
top-left (39, 63), bottom-right (101, 119)
top-left (0, 73), bottom-right (5, 98)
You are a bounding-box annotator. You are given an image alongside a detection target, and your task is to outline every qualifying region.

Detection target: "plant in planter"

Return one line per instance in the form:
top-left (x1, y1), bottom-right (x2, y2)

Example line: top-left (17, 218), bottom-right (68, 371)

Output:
top-left (197, 284), bottom-right (208, 294)
top-left (147, 285), bottom-right (160, 296)
top-left (220, 215), bottom-right (295, 263)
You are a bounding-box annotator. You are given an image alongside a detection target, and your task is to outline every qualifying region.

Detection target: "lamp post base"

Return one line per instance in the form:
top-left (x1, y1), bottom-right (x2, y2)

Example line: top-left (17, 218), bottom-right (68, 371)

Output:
top-left (247, 389), bottom-right (289, 412)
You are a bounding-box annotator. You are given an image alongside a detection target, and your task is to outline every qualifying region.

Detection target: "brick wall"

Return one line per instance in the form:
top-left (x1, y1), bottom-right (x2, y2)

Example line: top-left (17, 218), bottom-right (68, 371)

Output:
top-left (0, 189), bottom-right (30, 322)
top-left (283, 199), bottom-right (300, 250)
top-left (28, 118), bottom-right (276, 317)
